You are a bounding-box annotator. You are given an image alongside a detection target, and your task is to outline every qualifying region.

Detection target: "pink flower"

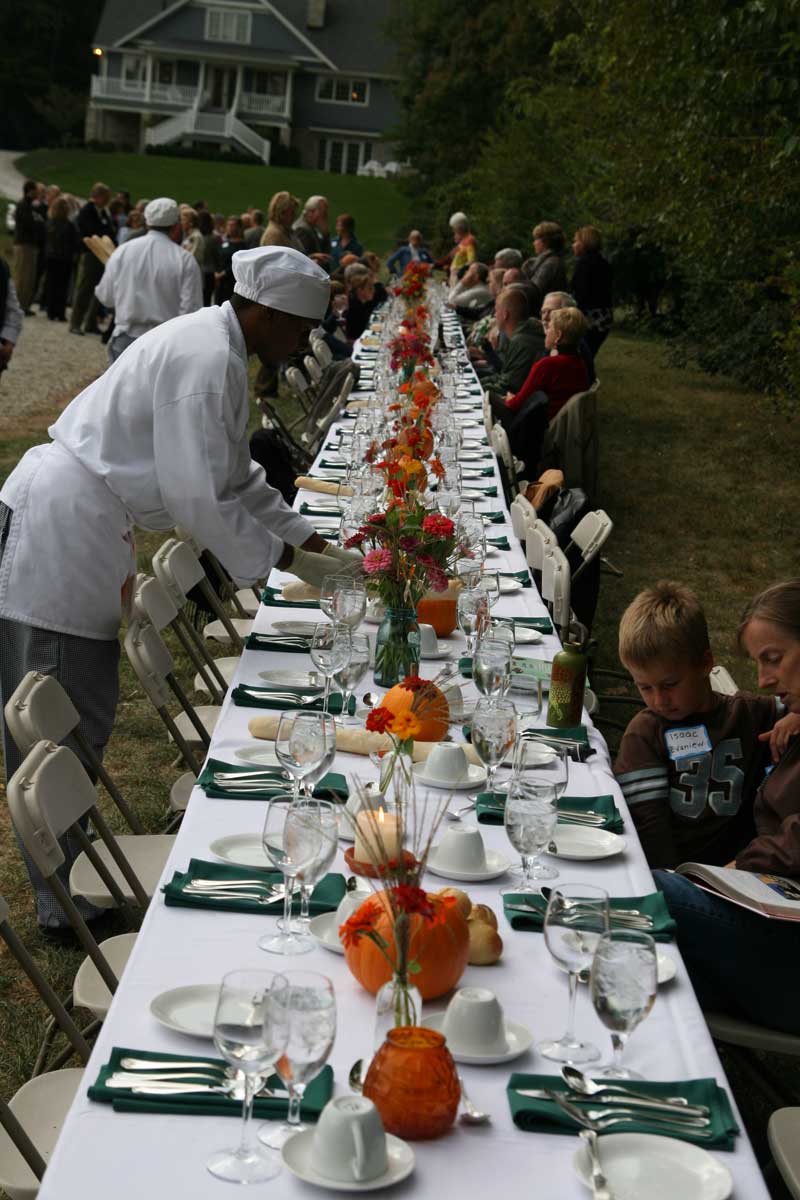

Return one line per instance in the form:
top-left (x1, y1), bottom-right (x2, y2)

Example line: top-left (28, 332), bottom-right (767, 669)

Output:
top-left (426, 566), bottom-right (449, 592)
top-left (363, 548), bottom-right (393, 575)
top-left (399, 535), bottom-right (419, 551)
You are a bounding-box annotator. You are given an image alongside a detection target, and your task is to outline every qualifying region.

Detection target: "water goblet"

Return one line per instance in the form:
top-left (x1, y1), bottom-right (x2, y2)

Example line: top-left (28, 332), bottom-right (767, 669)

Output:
top-left (455, 557), bottom-right (482, 591)
top-left (457, 586), bottom-right (490, 656)
top-left (206, 969), bottom-right (288, 1184)
top-left (260, 797), bottom-right (324, 956)
top-left (332, 581), bottom-right (367, 630)
top-left (512, 739), bottom-right (569, 803)
top-left (332, 632), bottom-right (370, 723)
top-left (479, 569), bottom-right (500, 610)
top-left (274, 711), bottom-right (333, 805)
top-left (590, 930), bottom-right (658, 1079)
top-left (490, 618), bottom-right (516, 651)
top-left (310, 622), bottom-right (352, 715)
top-left (471, 696), bottom-right (517, 793)
top-left (281, 799), bottom-right (340, 935)
top-left (473, 636), bottom-right (512, 705)
top-left (539, 884), bottom-right (610, 1064)
top-left (319, 575), bottom-right (341, 622)
top-left (503, 780), bottom-right (559, 890)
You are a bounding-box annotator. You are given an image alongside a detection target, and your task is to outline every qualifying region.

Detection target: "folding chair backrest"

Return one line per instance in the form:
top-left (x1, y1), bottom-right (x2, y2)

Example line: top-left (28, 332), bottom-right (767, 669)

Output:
top-left (490, 424), bottom-right (516, 501)
top-left (525, 522), bottom-right (558, 574)
top-left (304, 355), bottom-right (323, 386)
top-left (569, 510), bottom-right (613, 560)
top-left (124, 619), bottom-right (206, 771)
top-left (482, 391), bottom-right (494, 438)
top-left (541, 546), bottom-right (571, 636)
top-left (153, 540), bottom-right (244, 650)
top-left (315, 374), bottom-right (353, 441)
top-left (710, 665), bottom-right (739, 696)
top-left (133, 574), bottom-right (178, 633)
top-left (510, 495), bottom-right (536, 542)
top-left (311, 337), bottom-right (333, 370)
top-left (286, 366), bottom-right (310, 398)
top-left (4, 671), bottom-right (77, 757)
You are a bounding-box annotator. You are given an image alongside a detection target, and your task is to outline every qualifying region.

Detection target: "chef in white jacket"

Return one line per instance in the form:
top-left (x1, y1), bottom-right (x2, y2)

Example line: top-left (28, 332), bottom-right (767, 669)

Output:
top-left (0, 245), bottom-right (356, 930)
top-left (95, 196), bottom-right (203, 362)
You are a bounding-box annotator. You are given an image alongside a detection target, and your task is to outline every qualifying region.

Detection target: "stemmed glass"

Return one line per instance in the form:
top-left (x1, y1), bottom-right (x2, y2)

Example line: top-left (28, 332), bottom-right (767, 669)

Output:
top-left (207, 969), bottom-right (288, 1184)
top-left (259, 971), bottom-right (337, 1151)
top-left (503, 781), bottom-right (559, 889)
top-left (310, 622), bottom-right (352, 715)
top-left (457, 587), bottom-right (490, 656)
top-left (539, 884), bottom-right (610, 1064)
top-left (274, 711), bottom-right (334, 805)
top-left (513, 739), bottom-right (569, 803)
top-left (332, 582), bottom-right (367, 630)
top-left (471, 696), bottom-right (517, 793)
top-left (479, 569), bottom-right (500, 609)
top-left (455, 557), bottom-right (482, 590)
top-left (319, 575), bottom-right (341, 622)
top-left (590, 930), bottom-right (658, 1079)
top-left (459, 515), bottom-right (486, 563)
top-left (281, 800), bottom-right (340, 936)
top-left (332, 631), bottom-right (370, 723)
top-left (260, 797), bottom-right (324, 956)
top-left (473, 637), bottom-right (512, 705)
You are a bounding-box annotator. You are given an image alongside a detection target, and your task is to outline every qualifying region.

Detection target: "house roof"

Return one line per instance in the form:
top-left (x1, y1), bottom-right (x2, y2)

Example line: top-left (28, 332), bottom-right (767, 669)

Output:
top-left (93, 0), bottom-right (399, 76)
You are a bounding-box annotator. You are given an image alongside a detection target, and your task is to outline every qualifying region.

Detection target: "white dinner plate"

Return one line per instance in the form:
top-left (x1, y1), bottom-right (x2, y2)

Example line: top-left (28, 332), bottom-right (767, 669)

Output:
top-left (149, 984), bottom-right (218, 1038)
top-left (412, 762), bottom-right (488, 791)
top-left (234, 745), bottom-right (281, 766)
top-left (309, 911), bottom-right (345, 955)
top-left (512, 627), bottom-right (543, 645)
top-left (460, 452), bottom-right (491, 462)
top-left (499, 577), bottom-right (524, 594)
top-left (426, 847), bottom-right (511, 882)
top-left (209, 833), bottom-right (270, 869)
top-left (422, 1012), bottom-right (535, 1064)
top-left (257, 670), bottom-right (323, 692)
top-left (572, 1133), bottom-right (731, 1200)
top-left (282, 1129), bottom-right (415, 1192)
top-left (273, 620), bottom-right (319, 637)
top-left (547, 826), bottom-right (626, 861)
top-left (657, 950), bottom-right (677, 985)
top-left (419, 645), bottom-right (455, 661)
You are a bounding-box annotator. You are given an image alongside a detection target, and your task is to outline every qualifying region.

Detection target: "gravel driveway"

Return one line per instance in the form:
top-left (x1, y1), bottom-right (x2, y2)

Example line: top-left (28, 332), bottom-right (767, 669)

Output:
top-left (0, 316), bottom-right (109, 427)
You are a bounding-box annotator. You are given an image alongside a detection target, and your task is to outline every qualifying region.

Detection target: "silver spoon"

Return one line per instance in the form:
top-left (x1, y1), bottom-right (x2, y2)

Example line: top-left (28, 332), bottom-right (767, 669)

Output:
top-left (458, 1075), bottom-right (491, 1125)
top-left (348, 1058), bottom-right (364, 1092)
top-left (361, 692), bottom-right (381, 710)
top-left (446, 801), bottom-right (477, 821)
top-left (561, 1065), bottom-right (702, 1111)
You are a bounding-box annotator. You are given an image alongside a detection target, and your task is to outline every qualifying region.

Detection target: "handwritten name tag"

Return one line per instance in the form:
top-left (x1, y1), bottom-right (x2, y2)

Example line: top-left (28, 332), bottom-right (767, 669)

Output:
top-left (664, 725), bottom-right (712, 761)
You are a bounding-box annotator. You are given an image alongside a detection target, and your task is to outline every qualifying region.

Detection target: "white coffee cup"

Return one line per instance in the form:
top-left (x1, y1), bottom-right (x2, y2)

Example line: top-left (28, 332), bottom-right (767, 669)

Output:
top-left (424, 742), bottom-right (469, 784)
top-left (442, 987), bottom-right (508, 1056)
top-left (418, 623), bottom-right (439, 657)
top-left (335, 887), bottom-right (368, 927)
top-left (310, 1095), bottom-right (388, 1183)
top-left (434, 824), bottom-right (488, 873)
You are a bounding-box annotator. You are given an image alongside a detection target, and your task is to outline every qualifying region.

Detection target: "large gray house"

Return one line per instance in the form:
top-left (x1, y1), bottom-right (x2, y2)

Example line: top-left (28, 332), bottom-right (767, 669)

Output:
top-left (87, 0), bottom-right (401, 171)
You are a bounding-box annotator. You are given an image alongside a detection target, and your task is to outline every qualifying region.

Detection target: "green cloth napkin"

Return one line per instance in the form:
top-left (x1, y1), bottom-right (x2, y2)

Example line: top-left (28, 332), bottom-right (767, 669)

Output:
top-left (475, 792), bottom-right (623, 833)
top-left (506, 1073), bottom-right (738, 1149)
top-left (511, 616), bottom-right (554, 633)
top-left (483, 511), bottom-right (506, 524)
top-left (499, 570), bottom-right (532, 587)
top-left (89, 1046), bottom-right (333, 1120)
top-left (487, 536), bottom-right (511, 550)
top-left (299, 502), bottom-right (346, 517)
top-left (197, 757), bottom-right (348, 801)
top-left (162, 858), bottom-right (346, 915)
top-left (245, 633), bottom-right (310, 654)
top-left (463, 467), bottom-right (495, 478)
top-left (318, 460), bottom-right (348, 470)
top-left (472, 485), bottom-right (497, 497)
top-left (231, 686), bottom-right (355, 715)
top-left (459, 655), bottom-right (550, 684)
top-left (501, 891), bottom-right (676, 941)
top-left (261, 586), bottom-right (320, 609)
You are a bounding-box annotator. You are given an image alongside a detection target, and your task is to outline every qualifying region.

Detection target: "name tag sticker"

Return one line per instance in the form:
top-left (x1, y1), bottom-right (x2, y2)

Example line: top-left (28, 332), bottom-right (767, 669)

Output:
top-left (664, 725), bottom-right (712, 761)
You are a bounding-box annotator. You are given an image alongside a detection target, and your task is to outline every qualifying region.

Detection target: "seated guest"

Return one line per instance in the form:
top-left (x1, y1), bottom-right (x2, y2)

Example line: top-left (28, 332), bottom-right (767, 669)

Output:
top-left (501, 268), bottom-right (542, 324)
top-left (260, 192), bottom-right (305, 252)
top-left (478, 287), bottom-right (544, 396)
top-left (522, 221), bottom-right (568, 295)
top-left (342, 264), bottom-right (386, 341)
top-left (468, 267), bottom-right (506, 357)
top-left (447, 212), bottom-right (478, 285)
top-left (360, 251), bottom-right (383, 276)
top-left (331, 213), bottom-right (364, 268)
top-left (387, 230), bottom-right (433, 275)
top-left (654, 580), bottom-right (800, 1035)
top-left (541, 290), bottom-right (596, 383)
top-left (503, 306), bottom-right (588, 421)
top-left (493, 247), bottom-right (523, 271)
top-left (293, 195), bottom-right (331, 263)
top-left (571, 225), bottom-right (613, 357)
top-left (447, 262), bottom-right (492, 311)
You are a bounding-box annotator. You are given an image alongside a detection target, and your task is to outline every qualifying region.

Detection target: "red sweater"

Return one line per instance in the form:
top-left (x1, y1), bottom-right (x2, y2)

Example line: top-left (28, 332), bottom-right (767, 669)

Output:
top-left (507, 352), bottom-right (589, 421)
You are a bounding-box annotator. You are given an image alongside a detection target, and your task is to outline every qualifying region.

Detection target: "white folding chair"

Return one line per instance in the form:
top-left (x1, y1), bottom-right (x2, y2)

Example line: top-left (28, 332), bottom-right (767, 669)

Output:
top-left (152, 538), bottom-right (249, 649)
top-left (540, 546), bottom-right (572, 640)
top-left (482, 390), bottom-right (494, 438)
top-left (0, 893), bottom-right (93, 1200)
top-left (310, 336), bottom-right (333, 370)
top-left (173, 525), bottom-right (254, 621)
top-left (490, 423), bottom-right (518, 502)
top-left (303, 355), bottom-right (323, 399)
top-left (510, 494), bottom-right (536, 542)
top-left (565, 509), bottom-right (614, 582)
top-left (525, 521), bottom-right (558, 579)
top-left (134, 574), bottom-right (230, 702)
top-left (769, 1108), bottom-right (800, 1199)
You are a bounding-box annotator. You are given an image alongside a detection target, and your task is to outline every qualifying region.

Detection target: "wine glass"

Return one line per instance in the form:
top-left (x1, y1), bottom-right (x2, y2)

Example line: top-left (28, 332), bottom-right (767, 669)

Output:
top-left (590, 930), bottom-right (658, 1079)
top-left (310, 622), bottom-right (352, 715)
top-left (319, 575), bottom-right (341, 622)
top-left (274, 711), bottom-right (333, 805)
top-left (457, 587), bottom-right (490, 656)
top-left (281, 799), bottom-right (340, 936)
top-left (297, 713), bottom-right (337, 800)
top-left (459, 515), bottom-right (486, 562)
top-left (503, 781), bottom-right (559, 889)
top-left (539, 884), bottom-right (610, 1063)
top-left (513, 739), bottom-right (569, 803)
top-left (455, 557), bottom-right (482, 590)
top-left (471, 696), bottom-right (517, 793)
top-left (479, 570), bottom-right (500, 610)
top-left (260, 797), bottom-right (324, 956)
top-left (258, 971), bottom-right (337, 1150)
top-left (491, 618), bottom-right (516, 651)
top-left (473, 637), bottom-right (512, 705)
top-left (332, 631), bottom-right (370, 723)
top-left (332, 581), bottom-right (367, 630)
top-left (207, 969), bottom-right (288, 1184)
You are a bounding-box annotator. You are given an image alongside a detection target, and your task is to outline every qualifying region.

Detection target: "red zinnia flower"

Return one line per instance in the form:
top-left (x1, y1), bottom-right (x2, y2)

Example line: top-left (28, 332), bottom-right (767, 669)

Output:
top-left (366, 706), bottom-right (394, 734)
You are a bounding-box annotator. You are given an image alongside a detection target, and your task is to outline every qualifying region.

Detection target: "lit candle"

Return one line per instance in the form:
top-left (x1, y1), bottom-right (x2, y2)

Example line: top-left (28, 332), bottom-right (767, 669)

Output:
top-left (354, 807), bottom-right (402, 865)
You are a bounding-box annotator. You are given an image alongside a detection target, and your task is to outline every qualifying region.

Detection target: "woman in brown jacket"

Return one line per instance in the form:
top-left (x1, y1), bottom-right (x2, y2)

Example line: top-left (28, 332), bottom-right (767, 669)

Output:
top-left (260, 192), bottom-right (305, 253)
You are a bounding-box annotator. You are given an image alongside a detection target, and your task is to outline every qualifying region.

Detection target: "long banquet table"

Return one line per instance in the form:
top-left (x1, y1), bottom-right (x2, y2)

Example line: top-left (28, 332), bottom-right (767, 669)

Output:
top-left (38, 317), bottom-right (768, 1198)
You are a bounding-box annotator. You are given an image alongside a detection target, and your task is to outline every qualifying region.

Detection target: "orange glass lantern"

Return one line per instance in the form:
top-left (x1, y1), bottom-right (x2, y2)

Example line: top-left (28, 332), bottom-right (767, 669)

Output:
top-left (363, 1027), bottom-right (460, 1140)
top-left (416, 595), bottom-right (457, 636)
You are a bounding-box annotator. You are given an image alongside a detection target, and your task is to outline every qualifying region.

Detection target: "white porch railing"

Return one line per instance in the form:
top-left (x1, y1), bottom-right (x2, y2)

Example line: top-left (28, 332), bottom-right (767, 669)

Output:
top-left (90, 76), bottom-right (198, 106)
top-left (239, 92), bottom-right (288, 118)
top-left (145, 110), bottom-right (271, 163)
top-left (228, 115), bottom-right (271, 163)
top-left (145, 110), bottom-right (194, 147)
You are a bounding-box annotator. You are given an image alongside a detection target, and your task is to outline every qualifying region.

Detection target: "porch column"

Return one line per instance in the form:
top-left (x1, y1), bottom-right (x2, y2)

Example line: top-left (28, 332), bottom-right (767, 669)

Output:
top-left (232, 63), bottom-right (242, 113)
top-left (145, 54), bottom-right (153, 104)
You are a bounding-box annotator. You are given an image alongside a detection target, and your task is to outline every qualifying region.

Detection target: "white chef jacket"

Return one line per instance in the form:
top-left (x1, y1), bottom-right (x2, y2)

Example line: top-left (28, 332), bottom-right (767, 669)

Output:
top-left (94, 228), bottom-right (202, 338)
top-left (0, 302), bottom-right (314, 639)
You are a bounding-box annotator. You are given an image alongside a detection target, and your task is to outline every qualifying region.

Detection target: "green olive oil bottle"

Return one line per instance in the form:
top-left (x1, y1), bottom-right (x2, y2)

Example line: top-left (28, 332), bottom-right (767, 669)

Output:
top-left (546, 642), bottom-right (587, 727)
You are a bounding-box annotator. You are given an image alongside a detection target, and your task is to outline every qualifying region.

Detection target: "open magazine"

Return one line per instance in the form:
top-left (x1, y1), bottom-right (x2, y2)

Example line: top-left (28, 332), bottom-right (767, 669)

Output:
top-left (674, 863), bottom-right (800, 921)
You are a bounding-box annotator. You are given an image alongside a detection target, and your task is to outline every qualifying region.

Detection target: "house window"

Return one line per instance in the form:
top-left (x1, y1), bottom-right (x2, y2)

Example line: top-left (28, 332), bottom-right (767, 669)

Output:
top-left (156, 61), bottom-right (175, 85)
top-left (122, 54), bottom-right (146, 89)
top-left (205, 7), bottom-right (252, 43)
top-left (317, 137), bottom-right (374, 175)
top-left (315, 75), bottom-right (369, 106)
top-left (252, 71), bottom-right (286, 96)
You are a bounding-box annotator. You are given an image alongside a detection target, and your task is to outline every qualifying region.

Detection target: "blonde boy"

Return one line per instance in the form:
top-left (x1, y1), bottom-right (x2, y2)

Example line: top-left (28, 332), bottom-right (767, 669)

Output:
top-left (614, 581), bottom-right (797, 869)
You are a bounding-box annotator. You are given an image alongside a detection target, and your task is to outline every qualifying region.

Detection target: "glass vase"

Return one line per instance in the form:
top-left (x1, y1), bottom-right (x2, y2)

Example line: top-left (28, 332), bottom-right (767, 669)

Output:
top-left (363, 1027), bottom-right (461, 1140)
top-left (373, 973), bottom-right (422, 1052)
top-left (374, 607), bottom-right (421, 687)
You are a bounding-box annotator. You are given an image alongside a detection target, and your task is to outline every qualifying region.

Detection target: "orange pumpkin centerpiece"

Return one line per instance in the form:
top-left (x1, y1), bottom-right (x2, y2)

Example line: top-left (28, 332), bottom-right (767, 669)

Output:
top-left (344, 890), bottom-right (470, 1000)
top-left (382, 677), bottom-right (449, 742)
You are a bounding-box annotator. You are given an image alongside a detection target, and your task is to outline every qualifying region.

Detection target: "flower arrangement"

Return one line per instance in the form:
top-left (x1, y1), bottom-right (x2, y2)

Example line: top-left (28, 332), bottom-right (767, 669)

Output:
top-left (345, 503), bottom-right (458, 609)
top-left (388, 329), bottom-right (435, 376)
top-left (393, 259), bottom-right (432, 304)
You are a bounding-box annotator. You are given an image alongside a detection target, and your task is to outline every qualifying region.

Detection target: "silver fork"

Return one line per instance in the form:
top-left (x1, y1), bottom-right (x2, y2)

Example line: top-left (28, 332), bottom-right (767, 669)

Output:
top-left (546, 1090), bottom-right (712, 1135)
top-left (581, 1130), bottom-right (613, 1200)
top-left (120, 1056), bottom-right (227, 1072)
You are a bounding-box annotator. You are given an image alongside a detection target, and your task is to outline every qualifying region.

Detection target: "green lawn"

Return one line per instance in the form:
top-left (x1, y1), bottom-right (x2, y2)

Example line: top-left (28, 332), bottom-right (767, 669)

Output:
top-left (15, 149), bottom-right (410, 253)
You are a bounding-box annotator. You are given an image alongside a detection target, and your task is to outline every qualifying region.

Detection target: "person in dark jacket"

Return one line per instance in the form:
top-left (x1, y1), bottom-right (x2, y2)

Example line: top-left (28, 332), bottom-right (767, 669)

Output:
top-left (13, 180), bottom-right (45, 315)
top-left (44, 197), bottom-right (80, 321)
top-left (571, 225), bottom-right (613, 357)
top-left (522, 222), bottom-right (568, 297)
top-left (342, 265), bottom-right (386, 342)
top-left (69, 182), bottom-right (115, 335)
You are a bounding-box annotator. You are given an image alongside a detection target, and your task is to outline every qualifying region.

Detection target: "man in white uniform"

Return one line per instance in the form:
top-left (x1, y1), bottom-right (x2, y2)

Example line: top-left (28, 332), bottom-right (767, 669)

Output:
top-left (96, 196), bottom-right (203, 362)
top-left (0, 245), bottom-right (356, 930)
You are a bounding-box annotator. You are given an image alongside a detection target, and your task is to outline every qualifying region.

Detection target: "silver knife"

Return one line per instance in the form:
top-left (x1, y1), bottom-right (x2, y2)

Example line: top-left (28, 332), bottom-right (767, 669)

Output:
top-left (515, 1088), bottom-right (709, 1117)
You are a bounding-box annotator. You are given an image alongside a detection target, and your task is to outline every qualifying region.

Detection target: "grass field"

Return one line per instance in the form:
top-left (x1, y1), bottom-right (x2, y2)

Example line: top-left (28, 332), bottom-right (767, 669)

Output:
top-left (14, 149), bottom-right (411, 253)
top-left (0, 328), bottom-right (798, 1193)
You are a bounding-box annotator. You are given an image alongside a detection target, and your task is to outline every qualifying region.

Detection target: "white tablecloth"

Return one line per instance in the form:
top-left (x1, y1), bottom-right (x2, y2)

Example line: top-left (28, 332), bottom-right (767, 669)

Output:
top-left (38, 321), bottom-right (766, 1199)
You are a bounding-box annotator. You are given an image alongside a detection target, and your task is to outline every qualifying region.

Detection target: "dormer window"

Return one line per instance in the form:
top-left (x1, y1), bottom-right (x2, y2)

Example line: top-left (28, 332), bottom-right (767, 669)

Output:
top-left (205, 7), bottom-right (252, 43)
top-left (316, 76), bottom-right (369, 106)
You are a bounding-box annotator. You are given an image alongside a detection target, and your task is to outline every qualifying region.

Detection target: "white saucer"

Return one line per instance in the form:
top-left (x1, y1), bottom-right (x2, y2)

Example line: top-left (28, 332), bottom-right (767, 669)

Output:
top-left (309, 912), bottom-right (345, 954)
top-left (150, 984), bottom-right (217, 1038)
top-left (499, 577), bottom-right (524, 594)
top-left (273, 620), bottom-right (322, 636)
top-left (572, 1133), bottom-right (731, 1200)
top-left (419, 645), bottom-right (454, 661)
top-left (513, 627), bottom-right (543, 645)
top-left (657, 950), bottom-right (677, 985)
top-left (422, 1012), bottom-right (535, 1064)
top-left (234, 745), bottom-right (281, 767)
top-left (426, 847), bottom-right (512, 882)
top-left (257, 669), bottom-right (323, 692)
top-left (282, 1129), bottom-right (415, 1192)
top-left (209, 833), bottom-right (269, 869)
top-left (412, 762), bottom-right (488, 791)
top-left (547, 826), bottom-right (626, 861)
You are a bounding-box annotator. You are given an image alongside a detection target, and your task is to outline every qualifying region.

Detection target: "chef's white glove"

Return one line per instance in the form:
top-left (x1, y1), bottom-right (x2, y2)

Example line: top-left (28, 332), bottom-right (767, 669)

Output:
top-left (289, 547), bottom-right (340, 589)
top-left (321, 543), bottom-right (365, 574)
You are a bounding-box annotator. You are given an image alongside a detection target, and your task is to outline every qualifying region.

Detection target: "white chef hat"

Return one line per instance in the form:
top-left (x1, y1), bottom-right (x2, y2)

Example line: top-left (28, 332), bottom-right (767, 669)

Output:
top-left (232, 246), bottom-right (330, 319)
top-left (144, 197), bottom-right (180, 228)
top-left (449, 211), bottom-right (469, 228)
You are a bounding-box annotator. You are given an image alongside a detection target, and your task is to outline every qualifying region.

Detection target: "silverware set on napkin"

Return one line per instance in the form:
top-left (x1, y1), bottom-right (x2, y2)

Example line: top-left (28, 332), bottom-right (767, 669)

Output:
top-left (105, 1057), bottom-right (289, 1099)
top-left (504, 896), bottom-right (654, 932)
top-left (181, 879), bottom-right (298, 905)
